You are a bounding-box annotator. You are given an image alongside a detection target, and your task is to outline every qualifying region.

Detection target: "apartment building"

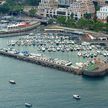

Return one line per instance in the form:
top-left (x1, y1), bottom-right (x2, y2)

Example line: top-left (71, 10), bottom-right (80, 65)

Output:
top-left (37, 0), bottom-right (95, 19)
top-left (97, 6), bottom-right (108, 23)
top-left (37, 0), bottom-right (58, 17)
top-left (68, 0), bottom-right (95, 19)
top-left (96, 0), bottom-right (106, 7)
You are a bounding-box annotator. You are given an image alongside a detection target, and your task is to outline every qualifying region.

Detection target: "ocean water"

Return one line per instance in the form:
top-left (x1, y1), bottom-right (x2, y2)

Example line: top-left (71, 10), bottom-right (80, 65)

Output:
top-left (0, 36), bottom-right (108, 108)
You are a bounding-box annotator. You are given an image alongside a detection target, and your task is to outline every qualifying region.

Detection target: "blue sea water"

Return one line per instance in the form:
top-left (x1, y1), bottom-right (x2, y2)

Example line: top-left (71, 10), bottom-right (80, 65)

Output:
top-left (0, 37), bottom-right (108, 108)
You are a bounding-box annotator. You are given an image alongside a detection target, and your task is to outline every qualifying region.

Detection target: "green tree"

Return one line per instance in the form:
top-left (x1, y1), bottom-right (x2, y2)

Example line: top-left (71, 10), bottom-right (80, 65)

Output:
top-left (106, 16), bottom-right (108, 23)
top-left (24, 0), bottom-right (40, 6)
top-left (92, 21), bottom-right (105, 32)
top-left (29, 8), bottom-right (37, 17)
top-left (76, 18), bottom-right (87, 29)
top-left (48, 19), bottom-right (54, 24)
top-left (0, 0), bottom-right (24, 15)
top-left (56, 16), bottom-right (66, 25)
top-left (70, 13), bottom-right (74, 19)
top-left (93, 1), bottom-right (100, 11)
top-left (65, 18), bottom-right (76, 27)
top-left (84, 13), bottom-right (92, 19)
top-left (0, 3), bottom-right (10, 13)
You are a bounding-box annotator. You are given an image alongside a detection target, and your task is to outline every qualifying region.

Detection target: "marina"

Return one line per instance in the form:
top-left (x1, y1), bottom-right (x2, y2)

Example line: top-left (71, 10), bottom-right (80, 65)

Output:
top-left (1, 27), bottom-right (108, 77)
top-left (0, 23), bottom-right (108, 107)
top-left (0, 0), bottom-right (108, 107)
top-left (0, 29), bottom-right (108, 107)
top-left (0, 28), bottom-right (107, 77)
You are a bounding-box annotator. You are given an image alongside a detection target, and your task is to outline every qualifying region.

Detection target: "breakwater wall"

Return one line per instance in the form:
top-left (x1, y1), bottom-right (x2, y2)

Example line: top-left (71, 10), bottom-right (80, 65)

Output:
top-left (82, 65), bottom-right (108, 77)
top-left (0, 50), bottom-right (82, 75)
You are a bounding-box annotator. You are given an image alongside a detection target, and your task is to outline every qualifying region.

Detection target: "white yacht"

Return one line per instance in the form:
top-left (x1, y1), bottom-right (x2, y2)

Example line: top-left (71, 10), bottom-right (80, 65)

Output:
top-left (73, 94), bottom-right (80, 100)
top-left (9, 80), bottom-right (16, 84)
top-left (25, 103), bottom-right (32, 107)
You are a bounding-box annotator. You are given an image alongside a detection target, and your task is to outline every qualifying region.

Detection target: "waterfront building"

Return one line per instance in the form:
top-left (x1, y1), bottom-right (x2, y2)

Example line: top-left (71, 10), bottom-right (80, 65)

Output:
top-left (37, 0), bottom-right (58, 17)
top-left (94, 0), bottom-right (106, 7)
top-left (97, 6), bottom-right (108, 23)
top-left (68, 0), bottom-right (95, 19)
top-left (44, 8), bottom-right (70, 18)
top-left (75, 0), bottom-right (95, 13)
top-left (37, 0), bottom-right (95, 18)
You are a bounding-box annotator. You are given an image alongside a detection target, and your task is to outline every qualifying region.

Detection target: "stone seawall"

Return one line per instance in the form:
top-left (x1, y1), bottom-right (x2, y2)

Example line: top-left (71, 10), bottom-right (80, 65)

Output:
top-left (0, 49), bottom-right (108, 77)
top-left (0, 50), bottom-right (82, 75)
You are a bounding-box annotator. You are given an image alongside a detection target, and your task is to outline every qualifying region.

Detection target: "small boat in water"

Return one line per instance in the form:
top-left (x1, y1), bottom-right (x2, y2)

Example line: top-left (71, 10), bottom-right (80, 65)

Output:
top-left (73, 94), bottom-right (80, 100)
top-left (25, 103), bottom-right (32, 107)
top-left (9, 80), bottom-right (16, 84)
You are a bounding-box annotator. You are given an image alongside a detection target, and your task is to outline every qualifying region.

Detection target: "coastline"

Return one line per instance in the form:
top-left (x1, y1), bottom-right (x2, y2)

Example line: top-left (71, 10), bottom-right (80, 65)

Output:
top-left (0, 49), bottom-right (108, 77)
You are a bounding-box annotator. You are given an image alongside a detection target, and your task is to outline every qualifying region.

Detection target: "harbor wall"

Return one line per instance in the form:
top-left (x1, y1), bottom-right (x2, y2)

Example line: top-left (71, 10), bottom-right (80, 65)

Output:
top-left (0, 50), bottom-right (82, 75)
top-left (82, 65), bottom-right (108, 77)
top-left (0, 50), bottom-right (108, 77)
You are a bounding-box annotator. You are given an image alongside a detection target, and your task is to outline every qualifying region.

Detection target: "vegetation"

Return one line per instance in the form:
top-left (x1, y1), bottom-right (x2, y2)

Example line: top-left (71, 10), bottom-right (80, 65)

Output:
top-left (24, 0), bottom-right (40, 6)
top-left (84, 13), bottom-right (92, 19)
top-left (0, 0), bottom-right (40, 15)
top-left (93, 1), bottom-right (100, 11)
top-left (56, 16), bottom-right (108, 33)
top-left (29, 8), bottom-right (37, 17)
top-left (0, 0), bottom-right (23, 15)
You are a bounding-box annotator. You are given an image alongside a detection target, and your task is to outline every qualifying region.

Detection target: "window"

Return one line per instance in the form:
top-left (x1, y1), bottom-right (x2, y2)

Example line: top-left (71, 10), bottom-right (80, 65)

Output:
top-left (57, 11), bottom-right (66, 15)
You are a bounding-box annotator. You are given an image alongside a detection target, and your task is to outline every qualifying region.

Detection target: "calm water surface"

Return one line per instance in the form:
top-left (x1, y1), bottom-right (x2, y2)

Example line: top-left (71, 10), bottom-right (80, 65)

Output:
top-left (0, 36), bottom-right (108, 108)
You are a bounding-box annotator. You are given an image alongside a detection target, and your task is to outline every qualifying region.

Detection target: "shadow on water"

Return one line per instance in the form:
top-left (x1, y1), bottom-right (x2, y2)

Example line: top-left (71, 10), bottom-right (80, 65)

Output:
top-left (82, 75), bottom-right (106, 81)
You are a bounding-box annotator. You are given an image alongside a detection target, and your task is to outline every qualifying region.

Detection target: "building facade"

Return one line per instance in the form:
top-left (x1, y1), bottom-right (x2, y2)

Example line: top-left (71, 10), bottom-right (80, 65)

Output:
top-left (68, 0), bottom-right (95, 19)
top-left (97, 6), bottom-right (108, 22)
top-left (37, 0), bottom-right (58, 17)
top-left (95, 0), bottom-right (106, 7)
top-left (37, 0), bottom-right (95, 18)
top-left (44, 8), bottom-right (71, 18)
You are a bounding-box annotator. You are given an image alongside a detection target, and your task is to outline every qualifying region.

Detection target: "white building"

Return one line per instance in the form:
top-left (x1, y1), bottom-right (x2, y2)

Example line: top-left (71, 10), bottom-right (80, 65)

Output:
top-left (97, 6), bottom-right (108, 22)
top-left (37, 0), bottom-right (58, 17)
top-left (68, 0), bottom-right (95, 19)
top-left (44, 8), bottom-right (71, 18)
top-left (37, 0), bottom-right (95, 19)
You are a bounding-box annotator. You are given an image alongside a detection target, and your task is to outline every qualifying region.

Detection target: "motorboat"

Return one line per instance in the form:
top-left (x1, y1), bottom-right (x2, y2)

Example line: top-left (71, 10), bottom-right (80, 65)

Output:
top-left (73, 94), bottom-right (80, 100)
top-left (9, 80), bottom-right (16, 84)
top-left (25, 103), bottom-right (32, 107)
